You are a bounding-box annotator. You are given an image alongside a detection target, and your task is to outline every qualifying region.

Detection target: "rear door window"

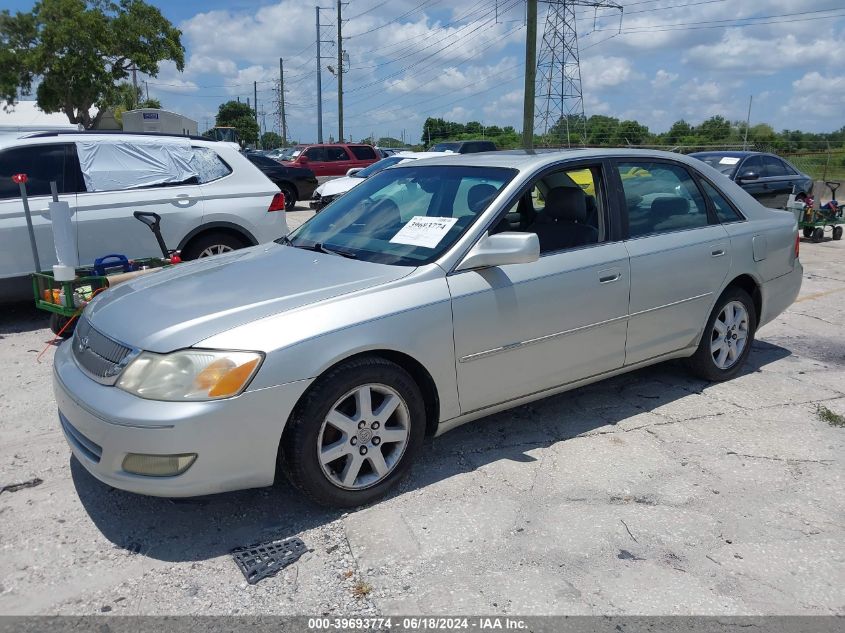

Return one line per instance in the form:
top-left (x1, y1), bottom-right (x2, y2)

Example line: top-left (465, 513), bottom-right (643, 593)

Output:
top-left (0, 144), bottom-right (69, 198)
top-left (700, 179), bottom-right (743, 223)
top-left (761, 155), bottom-right (787, 177)
top-left (349, 145), bottom-right (377, 160)
top-left (326, 147), bottom-right (350, 161)
top-left (616, 161), bottom-right (710, 237)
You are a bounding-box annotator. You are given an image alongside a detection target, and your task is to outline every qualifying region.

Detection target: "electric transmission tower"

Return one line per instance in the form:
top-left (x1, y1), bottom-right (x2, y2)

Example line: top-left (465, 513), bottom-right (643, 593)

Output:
top-left (534, 0), bottom-right (622, 147)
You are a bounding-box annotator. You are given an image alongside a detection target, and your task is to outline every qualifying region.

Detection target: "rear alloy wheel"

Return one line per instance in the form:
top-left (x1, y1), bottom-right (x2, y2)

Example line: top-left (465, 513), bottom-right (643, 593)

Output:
top-left (812, 227), bottom-right (824, 243)
top-left (280, 356), bottom-right (425, 507)
top-left (279, 184), bottom-right (297, 211)
top-left (833, 226), bottom-right (843, 241)
top-left (181, 232), bottom-right (245, 260)
top-left (686, 287), bottom-right (756, 382)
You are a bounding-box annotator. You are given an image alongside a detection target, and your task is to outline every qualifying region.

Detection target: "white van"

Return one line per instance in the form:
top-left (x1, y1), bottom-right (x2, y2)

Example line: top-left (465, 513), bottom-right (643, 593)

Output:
top-left (0, 132), bottom-right (287, 299)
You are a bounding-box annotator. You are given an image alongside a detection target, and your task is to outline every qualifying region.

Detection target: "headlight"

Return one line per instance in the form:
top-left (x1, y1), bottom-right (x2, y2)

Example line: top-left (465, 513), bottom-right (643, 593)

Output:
top-left (116, 349), bottom-right (263, 401)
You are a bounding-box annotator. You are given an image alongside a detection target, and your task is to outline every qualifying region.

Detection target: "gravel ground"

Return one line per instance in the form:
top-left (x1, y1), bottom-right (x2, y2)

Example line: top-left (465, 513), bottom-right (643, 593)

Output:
top-left (0, 225), bottom-right (843, 616)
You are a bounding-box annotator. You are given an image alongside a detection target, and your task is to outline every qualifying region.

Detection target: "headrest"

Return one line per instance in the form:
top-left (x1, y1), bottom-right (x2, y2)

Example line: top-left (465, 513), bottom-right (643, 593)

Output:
top-left (650, 196), bottom-right (688, 221)
top-left (545, 187), bottom-right (587, 222)
top-left (467, 183), bottom-right (498, 213)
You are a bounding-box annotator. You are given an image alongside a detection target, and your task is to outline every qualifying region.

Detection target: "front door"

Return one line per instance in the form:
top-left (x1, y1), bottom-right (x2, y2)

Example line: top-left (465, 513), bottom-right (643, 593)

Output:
top-left (614, 159), bottom-right (731, 365)
top-left (449, 162), bottom-right (630, 414)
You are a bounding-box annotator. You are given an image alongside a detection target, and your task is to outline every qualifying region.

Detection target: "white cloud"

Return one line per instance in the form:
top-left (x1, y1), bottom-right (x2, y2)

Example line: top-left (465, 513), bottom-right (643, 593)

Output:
top-left (784, 71), bottom-right (845, 120)
top-left (651, 69), bottom-right (678, 89)
top-left (580, 56), bottom-right (643, 90)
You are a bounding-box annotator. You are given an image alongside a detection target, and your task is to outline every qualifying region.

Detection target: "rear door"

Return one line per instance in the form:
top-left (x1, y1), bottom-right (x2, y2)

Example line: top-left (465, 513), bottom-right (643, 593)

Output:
top-left (615, 159), bottom-right (731, 365)
top-left (72, 142), bottom-right (204, 264)
top-left (348, 145), bottom-right (378, 168)
top-left (734, 155), bottom-right (769, 205)
top-left (0, 143), bottom-right (77, 277)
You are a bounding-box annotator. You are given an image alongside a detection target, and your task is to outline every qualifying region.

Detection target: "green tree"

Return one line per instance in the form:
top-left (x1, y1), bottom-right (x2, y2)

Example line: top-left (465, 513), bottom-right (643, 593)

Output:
top-left (260, 131), bottom-right (282, 149)
top-left (0, 0), bottom-right (184, 129)
top-left (663, 120), bottom-right (694, 145)
top-left (215, 100), bottom-right (259, 146)
top-left (697, 115), bottom-right (731, 142)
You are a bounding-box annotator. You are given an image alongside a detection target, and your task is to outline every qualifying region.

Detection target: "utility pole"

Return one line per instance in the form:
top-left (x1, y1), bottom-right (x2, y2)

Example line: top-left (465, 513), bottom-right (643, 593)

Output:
top-left (143, 80), bottom-right (149, 103)
top-left (130, 63), bottom-right (139, 109)
top-left (743, 95), bottom-right (753, 150)
top-left (337, 0), bottom-right (344, 143)
top-left (279, 58), bottom-right (288, 147)
top-left (316, 6), bottom-right (324, 143)
top-left (522, 0), bottom-right (537, 149)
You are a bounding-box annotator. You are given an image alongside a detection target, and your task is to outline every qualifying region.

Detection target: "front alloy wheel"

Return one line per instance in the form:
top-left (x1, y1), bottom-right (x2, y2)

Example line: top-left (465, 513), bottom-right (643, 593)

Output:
top-left (280, 356), bottom-right (426, 507)
top-left (317, 384), bottom-right (410, 490)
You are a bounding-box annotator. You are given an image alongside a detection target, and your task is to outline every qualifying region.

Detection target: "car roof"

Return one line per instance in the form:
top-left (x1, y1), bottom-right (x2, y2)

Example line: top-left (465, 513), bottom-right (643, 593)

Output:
top-left (406, 148), bottom-right (711, 171)
top-left (0, 130), bottom-right (221, 149)
top-left (690, 150), bottom-right (761, 158)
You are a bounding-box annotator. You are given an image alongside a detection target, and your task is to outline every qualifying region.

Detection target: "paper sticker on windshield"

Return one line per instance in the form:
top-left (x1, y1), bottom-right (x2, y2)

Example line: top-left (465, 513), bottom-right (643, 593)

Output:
top-left (719, 157), bottom-right (740, 165)
top-left (390, 216), bottom-right (459, 249)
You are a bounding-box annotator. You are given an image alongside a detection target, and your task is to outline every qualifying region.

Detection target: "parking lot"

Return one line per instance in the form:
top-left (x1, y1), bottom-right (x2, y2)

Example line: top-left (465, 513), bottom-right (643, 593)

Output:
top-left (0, 221), bottom-right (842, 616)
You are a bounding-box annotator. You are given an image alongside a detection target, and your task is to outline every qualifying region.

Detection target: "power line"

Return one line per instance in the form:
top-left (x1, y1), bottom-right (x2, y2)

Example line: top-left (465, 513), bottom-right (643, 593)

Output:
top-left (345, 0), bottom-right (443, 38)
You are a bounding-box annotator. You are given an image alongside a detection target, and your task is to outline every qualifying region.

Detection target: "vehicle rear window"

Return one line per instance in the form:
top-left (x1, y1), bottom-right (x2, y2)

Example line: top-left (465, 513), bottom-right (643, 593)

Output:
top-left (349, 145), bottom-right (377, 160)
top-left (692, 154), bottom-right (741, 176)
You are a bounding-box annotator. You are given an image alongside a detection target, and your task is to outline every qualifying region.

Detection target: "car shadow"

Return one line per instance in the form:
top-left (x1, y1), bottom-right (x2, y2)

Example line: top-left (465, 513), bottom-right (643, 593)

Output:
top-left (0, 300), bottom-right (50, 337)
top-left (73, 340), bottom-right (791, 563)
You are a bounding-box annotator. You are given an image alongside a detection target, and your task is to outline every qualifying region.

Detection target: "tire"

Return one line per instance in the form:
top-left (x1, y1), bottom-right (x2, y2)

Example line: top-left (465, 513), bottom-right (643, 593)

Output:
top-left (833, 226), bottom-right (843, 241)
top-left (50, 313), bottom-right (74, 338)
top-left (181, 232), bottom-right (246, 260)
top-left (280, 356), bottom-right (426, 507)
top-left (812, 227), bottom-right (824, 243)
top-left (802, 227), bottom-right (814, 238)
top-left (685, 287), bottom-right (757, 382)
top-left (278, 184), bottom-right (297, 211)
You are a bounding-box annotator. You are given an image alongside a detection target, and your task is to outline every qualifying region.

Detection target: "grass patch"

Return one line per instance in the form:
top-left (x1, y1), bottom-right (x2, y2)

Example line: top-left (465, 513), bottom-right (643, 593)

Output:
top-left (351, 580), bottom-right (372, 598)
top-left (817, 405), bottom-right (845, 427)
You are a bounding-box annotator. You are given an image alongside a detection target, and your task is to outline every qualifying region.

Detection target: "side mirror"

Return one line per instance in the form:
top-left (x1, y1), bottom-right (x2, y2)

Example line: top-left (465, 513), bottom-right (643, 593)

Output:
top-left (456, 232), bottom-right (540, 271)
top-left (299, 155), bottom-right (310, 164)
top-left (346, 167), bottom-right (363, 177)
top-left (738, 171), bottom-right (759, 182)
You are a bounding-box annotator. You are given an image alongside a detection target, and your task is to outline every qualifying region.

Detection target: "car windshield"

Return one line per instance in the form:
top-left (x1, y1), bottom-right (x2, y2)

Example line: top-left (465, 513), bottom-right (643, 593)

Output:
top-left (352, 155), bottom-right (411, 178)
top-left (692, 153), bottom-right (741, 176)
top-left (430, 142), bottom-right (460, 152)
top-left (282, 165), bottom-right (516, 266)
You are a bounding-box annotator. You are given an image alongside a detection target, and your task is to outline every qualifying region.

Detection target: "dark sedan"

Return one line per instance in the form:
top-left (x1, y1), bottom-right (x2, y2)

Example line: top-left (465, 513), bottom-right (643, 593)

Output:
top-left (245, 153), bottom-right (318, 210)
top-left (690, 151), bottom-right (813, 209)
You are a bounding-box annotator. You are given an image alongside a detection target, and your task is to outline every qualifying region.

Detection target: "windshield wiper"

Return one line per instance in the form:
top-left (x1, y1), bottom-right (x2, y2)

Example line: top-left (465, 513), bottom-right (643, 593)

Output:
top-left (314, 242), bottom-right (357, 259)
top-left (284, 239), bottom-right (357, 259)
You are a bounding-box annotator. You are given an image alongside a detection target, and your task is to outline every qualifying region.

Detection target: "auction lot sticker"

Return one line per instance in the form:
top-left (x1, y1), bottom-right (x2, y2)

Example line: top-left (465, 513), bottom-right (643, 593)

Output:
top-left (390, 216), bottom-right (459, 248)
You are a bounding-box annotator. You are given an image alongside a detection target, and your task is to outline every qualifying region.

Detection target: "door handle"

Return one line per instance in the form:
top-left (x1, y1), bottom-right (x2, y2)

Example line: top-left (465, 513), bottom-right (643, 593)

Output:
top-left (599, 272), bottom-right (621, 283)
top-left (711, 249), bottom-right (726, 257)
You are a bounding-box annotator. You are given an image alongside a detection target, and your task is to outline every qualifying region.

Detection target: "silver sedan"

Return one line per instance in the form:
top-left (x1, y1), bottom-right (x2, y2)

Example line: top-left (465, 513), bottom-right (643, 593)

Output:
top-left (54, 149), bottom-right (802, 506)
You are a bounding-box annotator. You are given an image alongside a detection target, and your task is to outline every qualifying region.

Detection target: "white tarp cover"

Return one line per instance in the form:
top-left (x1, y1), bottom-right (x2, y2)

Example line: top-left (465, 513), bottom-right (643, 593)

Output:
top-left (75, 138), bottom-right (198, 192)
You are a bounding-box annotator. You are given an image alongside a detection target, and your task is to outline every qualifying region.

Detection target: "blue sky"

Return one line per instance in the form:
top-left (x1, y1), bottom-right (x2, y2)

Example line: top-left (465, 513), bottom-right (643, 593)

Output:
top-left (8, 0), bottom-right (845, 142)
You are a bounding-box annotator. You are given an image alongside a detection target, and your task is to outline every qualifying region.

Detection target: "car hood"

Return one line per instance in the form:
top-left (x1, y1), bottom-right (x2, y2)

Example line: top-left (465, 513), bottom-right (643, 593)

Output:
top-left (84, 244), bottom-right (414, 353)
top-left (315, 176), bottom-right (361, 198)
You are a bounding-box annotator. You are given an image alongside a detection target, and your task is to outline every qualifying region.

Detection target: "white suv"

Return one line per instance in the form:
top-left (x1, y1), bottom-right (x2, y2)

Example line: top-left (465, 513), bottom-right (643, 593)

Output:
top-left (0, 132), bottom-right (287, 299)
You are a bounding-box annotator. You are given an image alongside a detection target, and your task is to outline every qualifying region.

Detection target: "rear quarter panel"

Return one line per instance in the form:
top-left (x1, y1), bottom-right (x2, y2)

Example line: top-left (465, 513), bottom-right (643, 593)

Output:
top-left (200, 147), bottom-right (287, 243)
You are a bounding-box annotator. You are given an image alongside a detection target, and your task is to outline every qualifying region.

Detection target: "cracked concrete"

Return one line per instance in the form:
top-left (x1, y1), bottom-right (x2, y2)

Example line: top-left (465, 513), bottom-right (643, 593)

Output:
top-left (0, 215), bottom-right (843, 616)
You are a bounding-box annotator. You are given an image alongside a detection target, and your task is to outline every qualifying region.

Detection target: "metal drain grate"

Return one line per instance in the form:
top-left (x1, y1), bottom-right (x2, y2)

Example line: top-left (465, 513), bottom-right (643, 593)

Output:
top-left (231, 537), bottom-right (307, 584)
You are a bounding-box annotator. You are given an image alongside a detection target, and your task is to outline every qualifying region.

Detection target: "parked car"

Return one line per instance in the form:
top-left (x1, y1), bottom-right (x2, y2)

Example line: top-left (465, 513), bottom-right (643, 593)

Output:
top-left (429, 139), bottom-right (497, 153)
top-left (310, 151), bottom-right (447, 210)
top-left (281, 143), bottom-right (379, 176)
top-left (0, 131), bottom-right (287, 300)
top-left (689, 151), bottom-right (813, 209)
top-left (54, 149), bottom-right (801, 506)
top-left (245, 152), bottom-right (318, 210)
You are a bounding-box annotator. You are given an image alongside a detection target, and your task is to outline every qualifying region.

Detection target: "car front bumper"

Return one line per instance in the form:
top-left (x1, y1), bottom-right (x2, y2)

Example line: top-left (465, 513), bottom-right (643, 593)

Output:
top-left (53, 339), bottom-right (313, 497)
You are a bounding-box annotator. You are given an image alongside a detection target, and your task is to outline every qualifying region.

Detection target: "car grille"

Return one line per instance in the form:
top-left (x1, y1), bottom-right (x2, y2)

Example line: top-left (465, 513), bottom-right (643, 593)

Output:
top-left (72, 316), bottom-right (136, 385)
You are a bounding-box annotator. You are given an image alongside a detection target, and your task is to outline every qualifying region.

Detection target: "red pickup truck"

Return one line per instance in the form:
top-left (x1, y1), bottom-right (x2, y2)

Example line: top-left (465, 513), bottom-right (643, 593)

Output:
top-left (282, 143), bottom-right (379, 177)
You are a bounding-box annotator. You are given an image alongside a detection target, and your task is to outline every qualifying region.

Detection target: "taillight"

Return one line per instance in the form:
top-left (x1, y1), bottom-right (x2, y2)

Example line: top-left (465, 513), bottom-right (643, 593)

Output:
top-left (795, 233), bottom-right (800, 258)
top-left (268, 192), bottom-right (286, 212)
